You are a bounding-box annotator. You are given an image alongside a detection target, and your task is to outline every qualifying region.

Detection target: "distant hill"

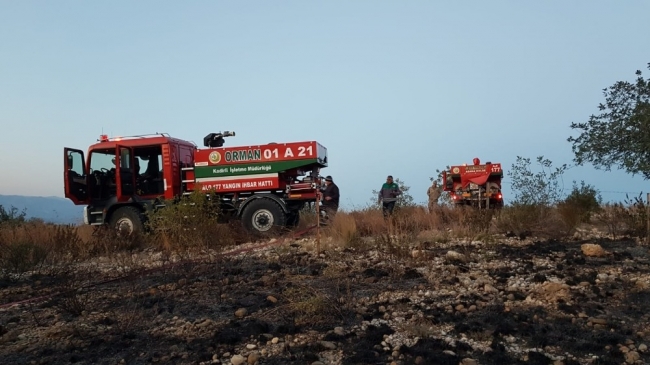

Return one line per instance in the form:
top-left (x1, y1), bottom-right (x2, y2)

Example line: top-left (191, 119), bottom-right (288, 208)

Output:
top-left (0, 195), bottom-right (84, 225)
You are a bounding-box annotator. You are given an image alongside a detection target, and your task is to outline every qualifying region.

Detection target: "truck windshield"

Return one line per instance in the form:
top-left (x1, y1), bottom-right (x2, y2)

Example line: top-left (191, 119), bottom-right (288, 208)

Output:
top-left (90, 148), bottom-right (134, 173)
top-left (89, 149), bottom-right (115, 172)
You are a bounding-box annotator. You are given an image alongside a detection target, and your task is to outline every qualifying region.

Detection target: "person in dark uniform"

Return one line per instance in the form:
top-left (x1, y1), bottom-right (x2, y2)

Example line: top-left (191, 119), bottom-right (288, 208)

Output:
top-left (320, 175), bottom-right (340, 220)
top-left (378, 175), bottom-right (402, 218)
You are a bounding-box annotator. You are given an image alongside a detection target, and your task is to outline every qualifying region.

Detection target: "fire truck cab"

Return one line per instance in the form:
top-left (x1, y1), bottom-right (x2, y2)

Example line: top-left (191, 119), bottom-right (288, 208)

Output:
top-left (65, 133), bottom-right (197, 234)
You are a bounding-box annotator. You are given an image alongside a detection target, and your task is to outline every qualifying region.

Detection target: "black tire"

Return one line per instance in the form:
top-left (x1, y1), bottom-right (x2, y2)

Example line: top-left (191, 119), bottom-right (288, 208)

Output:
top-left (109, 206), bottom-right (145, 236)
top-left (241, 199), bottom-right (286, 236)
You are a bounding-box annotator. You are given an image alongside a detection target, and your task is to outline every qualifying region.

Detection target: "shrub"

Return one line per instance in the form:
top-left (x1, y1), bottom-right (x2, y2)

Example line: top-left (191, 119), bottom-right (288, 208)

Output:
top-left (594, 203), bottom-right (623, 239)
top-left (589, 193), bottom-right (649, 239)
top-left (620, 193), bottom-right (648, 238)
top-left (455, 207), bottom-right (495, 238)
top-left (50, 224), bottom-right (87, 260)
top-left (508, 156), bottom-right (567, 206)
top-left (0, 240), bottom-right (49, 280)
top-left (391, 205), bottom-right (433, 237)
top-left (560, 180), bottom-right (602, 223)
top-left (495, 203), bottom-right (580, 240)
top-left (492, 156), bottom-right (588, 239)
top-left (0, 204), bottom-right (26, 226)
top-left (281, 284), bottom-right (345, 327)
top-left (145, 190), bottom-right (236, 258)
top-left (296, 203), bottom-right (319, 230)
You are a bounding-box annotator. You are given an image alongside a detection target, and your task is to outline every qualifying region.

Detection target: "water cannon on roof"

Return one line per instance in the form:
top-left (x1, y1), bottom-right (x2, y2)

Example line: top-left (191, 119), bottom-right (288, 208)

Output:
top-left (203, 131), bottom-right (236, 148)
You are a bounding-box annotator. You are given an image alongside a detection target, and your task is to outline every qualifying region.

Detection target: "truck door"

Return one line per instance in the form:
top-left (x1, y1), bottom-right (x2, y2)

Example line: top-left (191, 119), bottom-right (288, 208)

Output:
top-left (114, 145), bottom-right (136, 202)
top-left (64, 148), bottom-right (89, 205)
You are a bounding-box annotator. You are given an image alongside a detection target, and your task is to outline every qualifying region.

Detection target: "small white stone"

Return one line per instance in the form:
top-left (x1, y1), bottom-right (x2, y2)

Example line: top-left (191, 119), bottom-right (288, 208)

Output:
top-left (230, 354), bottom-right (245, 365)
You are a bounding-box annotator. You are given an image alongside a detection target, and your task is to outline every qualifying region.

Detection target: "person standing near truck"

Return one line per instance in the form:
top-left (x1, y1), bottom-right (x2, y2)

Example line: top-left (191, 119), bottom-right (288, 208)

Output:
top-left (378, 175), bottom-right (402, 218)
top-left (320, 175), bottom-right (340, 221)
top-left (427, 180), bottom-right (442, 212)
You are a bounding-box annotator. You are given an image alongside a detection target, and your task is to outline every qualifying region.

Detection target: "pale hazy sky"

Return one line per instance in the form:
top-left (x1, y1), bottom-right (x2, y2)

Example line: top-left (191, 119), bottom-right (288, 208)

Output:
top-left (1, 1), bottom-right (649, 209)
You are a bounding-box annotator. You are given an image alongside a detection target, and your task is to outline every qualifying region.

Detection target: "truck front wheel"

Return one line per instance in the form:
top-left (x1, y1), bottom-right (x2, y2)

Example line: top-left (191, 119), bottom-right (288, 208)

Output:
top-left (241, 199), bottom-right (286, 236)
top-left (109, 206), bottom-right (145, 236)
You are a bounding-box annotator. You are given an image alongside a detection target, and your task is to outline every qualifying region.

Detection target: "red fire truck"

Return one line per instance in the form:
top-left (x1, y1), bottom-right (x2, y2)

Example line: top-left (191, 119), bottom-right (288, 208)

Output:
top-left (64, 132), bottom-right (328, 236)
top-left (441, 157), bottom-right (504, 208)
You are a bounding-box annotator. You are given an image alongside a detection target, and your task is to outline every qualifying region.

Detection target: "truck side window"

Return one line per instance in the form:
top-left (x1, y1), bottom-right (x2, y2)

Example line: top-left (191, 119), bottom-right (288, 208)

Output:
top-left (66, 149), bottom-right (87, 202)
top-left (134, 146), bottom-right (164, 196)
top-left (67, 150), bottom-right (84, 176)
top-left (119, 148), bottom-right (132, 169)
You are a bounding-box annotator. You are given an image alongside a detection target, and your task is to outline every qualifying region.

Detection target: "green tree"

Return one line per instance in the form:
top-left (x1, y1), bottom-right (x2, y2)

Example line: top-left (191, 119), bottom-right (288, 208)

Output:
top-left (568, 63), bottom-right (650, 178)
top-left (0, 205), bottom-right (26, 226)
top-left (508, 156), bottom-right (567, 206)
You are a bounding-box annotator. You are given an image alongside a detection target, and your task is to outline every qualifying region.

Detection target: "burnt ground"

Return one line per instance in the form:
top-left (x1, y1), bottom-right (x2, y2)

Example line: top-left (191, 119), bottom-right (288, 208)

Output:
top-left (1, 236), bottom-right (650, 365)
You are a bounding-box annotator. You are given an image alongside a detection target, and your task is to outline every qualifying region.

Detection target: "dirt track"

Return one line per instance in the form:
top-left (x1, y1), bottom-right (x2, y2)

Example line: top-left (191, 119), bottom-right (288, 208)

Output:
top-left (1, 234), bottom-right (650, 365)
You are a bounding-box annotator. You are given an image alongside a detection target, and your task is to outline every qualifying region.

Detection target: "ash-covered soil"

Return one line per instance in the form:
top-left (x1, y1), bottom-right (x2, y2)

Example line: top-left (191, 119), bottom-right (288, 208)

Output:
top-left (1, 235), bottom-right (650, 365)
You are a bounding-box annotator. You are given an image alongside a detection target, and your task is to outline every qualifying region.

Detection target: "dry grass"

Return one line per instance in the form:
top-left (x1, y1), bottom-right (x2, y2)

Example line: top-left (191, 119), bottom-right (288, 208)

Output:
top-left (0, 199), bottom-right (238, 282)
top-left (593, 201), bottom-right (649, 239)
top-left (322, 212), bottom-right (362, 247)
top-left (320, 198), bottom-right (650, 248)
top-left (2, 195), bottom-right (648, 283)
top-left (0, 222), bottom-right (90, 280)
top-left (296, 207), bottom-right (319, 231)
top-left (321, 205), bottom-right (495, 249)
top-left (279, 282), bottom-right (348, 327)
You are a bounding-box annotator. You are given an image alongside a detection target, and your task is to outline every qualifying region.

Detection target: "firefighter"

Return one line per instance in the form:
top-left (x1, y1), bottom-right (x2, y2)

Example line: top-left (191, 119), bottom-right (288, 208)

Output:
top-left (378, 175), bottom-right (402, 218)
top-left (427, 180), bottom-right (442, 212)
top-left (320, 175), bottom-right (339, 220)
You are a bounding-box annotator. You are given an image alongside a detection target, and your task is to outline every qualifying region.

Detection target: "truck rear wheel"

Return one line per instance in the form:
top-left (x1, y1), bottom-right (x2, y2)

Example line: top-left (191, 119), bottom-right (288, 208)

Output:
top-left (241, 199), bottom-right (286, 236)
top-left (109, 206), bottom-right (144, 236)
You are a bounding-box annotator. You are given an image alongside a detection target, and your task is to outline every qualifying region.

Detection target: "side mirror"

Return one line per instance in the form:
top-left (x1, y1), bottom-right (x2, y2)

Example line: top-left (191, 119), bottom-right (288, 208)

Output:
top-left (67, 154), bottom-right (74, 169)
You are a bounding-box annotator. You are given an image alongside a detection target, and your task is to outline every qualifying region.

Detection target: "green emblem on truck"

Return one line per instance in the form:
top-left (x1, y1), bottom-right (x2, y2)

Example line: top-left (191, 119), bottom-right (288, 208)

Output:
top-left (209, 151), bottom-right (221, 164)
